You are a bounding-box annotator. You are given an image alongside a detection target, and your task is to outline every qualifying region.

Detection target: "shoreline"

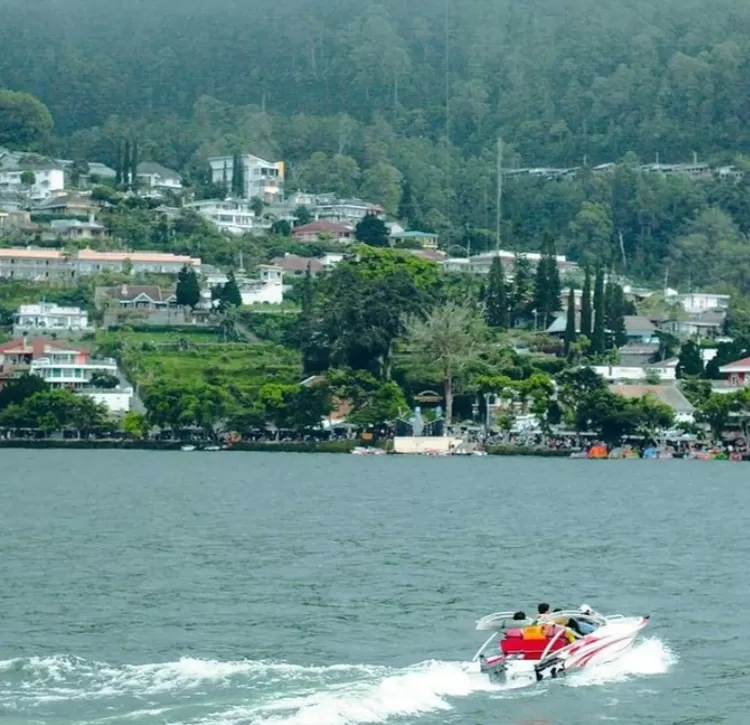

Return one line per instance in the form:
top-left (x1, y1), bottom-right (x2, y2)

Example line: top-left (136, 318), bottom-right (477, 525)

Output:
top-left (0, 439), bottom-right (573, 456)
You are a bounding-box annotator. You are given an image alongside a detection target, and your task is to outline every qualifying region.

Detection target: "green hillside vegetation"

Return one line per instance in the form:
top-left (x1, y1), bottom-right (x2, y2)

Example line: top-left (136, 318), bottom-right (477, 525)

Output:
top-left (1, 0), bottom-right (750, 288)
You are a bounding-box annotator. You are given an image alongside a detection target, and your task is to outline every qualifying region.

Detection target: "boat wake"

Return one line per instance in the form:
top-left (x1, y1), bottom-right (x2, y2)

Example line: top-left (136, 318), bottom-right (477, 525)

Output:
top-left (0, 638), bottom-right (676, 725)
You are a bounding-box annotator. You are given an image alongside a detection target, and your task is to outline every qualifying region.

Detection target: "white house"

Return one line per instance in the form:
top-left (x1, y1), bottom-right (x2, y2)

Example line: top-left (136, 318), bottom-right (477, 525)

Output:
top-left (208, 154), bottom-right (284, 203)
top-left (313, 196), bottom-right (383, 224)
top-left (666, 291), bottom-right (731, 314)
top-left (0, 160), bottom-right (65, 200)
top-left (184, 199), bottom-right (257, 235)
top-left (240, 265), bottom-right (284, 305)
top-left (82, 387), bottom-right (133, 414)
top-left (13, 302), bottom-right (91, 336)
top-left (590, 364), bottom-right (677, 383)
top-left (136, 162), bottom-right (183, 191)
top-left (201, 265), bottom-right (285, 306)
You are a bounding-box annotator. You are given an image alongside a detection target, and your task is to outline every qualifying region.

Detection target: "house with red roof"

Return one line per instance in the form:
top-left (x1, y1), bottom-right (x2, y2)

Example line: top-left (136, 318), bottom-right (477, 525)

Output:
top-left (718, 356), bottom-right (750, 389)
top-left (292, 220), bottom-right (354, 244)
top-left (0, 337), bottom-right (118, 391)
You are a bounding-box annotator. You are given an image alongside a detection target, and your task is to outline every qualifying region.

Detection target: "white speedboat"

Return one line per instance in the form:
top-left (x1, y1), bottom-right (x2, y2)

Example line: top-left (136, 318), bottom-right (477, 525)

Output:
top-left (472, 605), bottom-right (649, 682)
top-left (180, 444), bottom-right (196, 452)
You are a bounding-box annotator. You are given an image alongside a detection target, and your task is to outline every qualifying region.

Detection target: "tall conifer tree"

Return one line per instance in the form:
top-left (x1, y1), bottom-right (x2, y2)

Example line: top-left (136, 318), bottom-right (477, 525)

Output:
top-left (564, 286), bottom-right (577, 356)
top-left (591, 265), bottom-right (606, 354)
top-left (580, 265), bottom-right (592, 339)
top-left (485, 256), bottom-right (509, 329)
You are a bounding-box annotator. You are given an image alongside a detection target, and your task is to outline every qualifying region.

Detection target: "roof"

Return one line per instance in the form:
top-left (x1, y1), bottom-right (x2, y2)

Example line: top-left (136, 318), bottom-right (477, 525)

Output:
top-left (609, 384), bottom-right (694, 414)
top-left (624, 315), bottom-right (656, 334)
top-left (719, 356), bottom-right (750, 373)
top-left (546, 313), bottom-right (577, 335)
top-left (0, 337), bottom-right (89, 358)
top-left (0, 248), bottom-right (63, 260)
top-left (77, 249), bottom-right (198, 264)
top-left (407, 249), bottom-right (447, 262)
top-left (292, 220), bottom-right (353, 235)
top-left (270, 254), bottom-right (324, 273)
top-left (390, 230), bottom-right (438, 239)
top-left (98, 285), bottom-right (176, 303)
top-left (136, 162), bottom-right (182, 181)
top-left (34, 193), bottom-right (93, 209)
top-left (0, 248), bottom-right (200, 264)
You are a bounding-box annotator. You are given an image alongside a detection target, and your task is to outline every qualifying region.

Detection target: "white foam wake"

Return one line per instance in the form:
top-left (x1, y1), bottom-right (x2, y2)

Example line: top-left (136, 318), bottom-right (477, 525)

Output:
top-left (565, 637), bottom-right (677, 687)
top-left (0, 639), bottom-right (677, 725)
top-left (216, 660), bottom-right (500, 725)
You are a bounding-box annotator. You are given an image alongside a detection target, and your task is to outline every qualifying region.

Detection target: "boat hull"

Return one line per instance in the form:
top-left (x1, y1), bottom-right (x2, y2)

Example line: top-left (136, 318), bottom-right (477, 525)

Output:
top-left (478, 616), bottom-right (648, 683)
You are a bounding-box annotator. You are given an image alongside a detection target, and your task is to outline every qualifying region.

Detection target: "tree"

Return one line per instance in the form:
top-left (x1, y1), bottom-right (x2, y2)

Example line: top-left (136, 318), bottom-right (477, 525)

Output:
top-left (327, 368), bottom-right (407, 427)
top-left (19, 170), bottom-right (36, 188)
top-left (359, 162), bottom-right (403, 215)
top-left (287, 383), bottom-right (333, 431)
top-left (219, 271), bottom-right (243, 308)
top-left (90, 372), bottom-right (119, 389)
top-left (231, 154), bottom-right (246, 197)
top-left (355, 213), bottom-right (390, 247)
top-left (270, 219), bottom-right (292, 237)
top-left (299, 263), bottom-right (317, 374)
top-left (632, 394), bottom-right (675, 439)
top-left (484, 256), bottom-right (509, 329)
top-left (130, 140), bottom-right (139, 188)
top-left (122, 139), bottom-right (131, 186)
top-left (0, 90), bottom-right (53, 150)
top-left (564, 287), bottom-right (577, 356)
top-left (532, 233), bottom-right (562, 329)
top-left (677, 340), bottom-right (705, 378)
top-left (580, 266), bottom-right (592, 339)
top-left (696, 393), bottom-right (735, 441)
top-left (175, 264), bottom-right (201, 310)
top-left (511, 254), bottom-right (533, 327)
top-left (69, 159), bottom-right (90, 188)
top-left (404, 300), bottom-right (486, 426)
top-left (605, 281), bottom-right (627, 349)
top-left (0, 374), bottom-right (48, 410)
top-left (591, 265), bottom-right (606, 355)
top-left (122, 411), bottom-right (148, 439)
top-left (293, 205), bottom-right (313, 226)
top-left (250, 196), bottom-right (264, 217)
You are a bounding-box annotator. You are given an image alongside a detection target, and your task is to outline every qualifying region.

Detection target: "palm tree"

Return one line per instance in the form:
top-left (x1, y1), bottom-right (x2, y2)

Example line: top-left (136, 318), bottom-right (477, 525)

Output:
top-left (404, 300), bottom-right (487, 427)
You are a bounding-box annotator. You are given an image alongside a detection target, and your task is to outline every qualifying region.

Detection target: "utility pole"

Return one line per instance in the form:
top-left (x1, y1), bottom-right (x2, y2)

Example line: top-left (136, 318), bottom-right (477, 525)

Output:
top-left (496, 136), bottom-right (503, 253)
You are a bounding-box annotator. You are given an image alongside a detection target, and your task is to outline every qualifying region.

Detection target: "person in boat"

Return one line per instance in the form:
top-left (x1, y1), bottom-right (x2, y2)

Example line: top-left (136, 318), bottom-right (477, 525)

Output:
top-left (570, 604), bottom-right (598, 634)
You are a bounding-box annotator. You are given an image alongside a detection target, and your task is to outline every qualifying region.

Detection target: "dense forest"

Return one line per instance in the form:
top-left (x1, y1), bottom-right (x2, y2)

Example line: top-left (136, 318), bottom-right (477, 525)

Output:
top-left (2, 0), bottom-right (750, 286)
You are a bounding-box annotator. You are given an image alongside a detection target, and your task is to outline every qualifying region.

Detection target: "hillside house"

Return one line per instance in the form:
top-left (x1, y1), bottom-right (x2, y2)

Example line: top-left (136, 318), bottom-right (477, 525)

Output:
top-left (208, 154), bottom-right (284, 203)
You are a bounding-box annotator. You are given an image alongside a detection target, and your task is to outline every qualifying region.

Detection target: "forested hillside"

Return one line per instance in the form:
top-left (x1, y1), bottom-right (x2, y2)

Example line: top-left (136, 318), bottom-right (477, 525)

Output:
top-left (2, 0), bottom-right (750, 285)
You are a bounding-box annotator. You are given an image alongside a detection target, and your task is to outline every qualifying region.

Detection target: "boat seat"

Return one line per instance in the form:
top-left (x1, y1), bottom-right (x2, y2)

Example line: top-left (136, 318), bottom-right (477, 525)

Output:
top-left (500, 634), bottom-right (568, 656)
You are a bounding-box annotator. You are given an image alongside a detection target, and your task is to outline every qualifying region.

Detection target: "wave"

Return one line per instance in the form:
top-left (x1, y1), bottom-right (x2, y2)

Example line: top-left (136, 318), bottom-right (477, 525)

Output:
top-left (565, 637), bottom-right (678, 688)
top-left (0, 638), bottom-right (677, 725)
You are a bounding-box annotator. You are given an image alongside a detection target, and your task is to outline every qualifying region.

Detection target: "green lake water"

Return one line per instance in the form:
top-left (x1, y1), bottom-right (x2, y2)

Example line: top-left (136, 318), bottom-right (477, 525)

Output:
top-left (0, 450), bottom-right (745, 724)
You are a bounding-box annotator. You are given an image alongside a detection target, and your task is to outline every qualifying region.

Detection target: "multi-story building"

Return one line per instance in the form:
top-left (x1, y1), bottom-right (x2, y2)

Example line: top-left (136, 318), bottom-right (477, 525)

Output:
top-left (0, 338), bottom-right (118, 390)
top-left (666, 291), bottom-right (731, 315)
top-left (13, 302), bottom-right (92, 337)
top-left (0, 248), bottom-right (201, 281)
top-left (183, 199), bottom-right (257, 235)
top-left (0, 160), bottom-right (65, 200)
top-left (313, 196), bottom-right (383, 224)
top-left (207, 154), bottom-right (284, 203)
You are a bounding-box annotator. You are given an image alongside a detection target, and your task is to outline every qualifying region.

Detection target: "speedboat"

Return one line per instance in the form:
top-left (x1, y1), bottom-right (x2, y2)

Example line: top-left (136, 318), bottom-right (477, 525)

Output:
top-left (471, 606), bottom-right (649, 683)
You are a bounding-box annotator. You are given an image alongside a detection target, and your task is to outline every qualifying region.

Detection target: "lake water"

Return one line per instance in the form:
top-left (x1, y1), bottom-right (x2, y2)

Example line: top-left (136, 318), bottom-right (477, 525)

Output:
top-left (0, 450), bottom-right (746, 724)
